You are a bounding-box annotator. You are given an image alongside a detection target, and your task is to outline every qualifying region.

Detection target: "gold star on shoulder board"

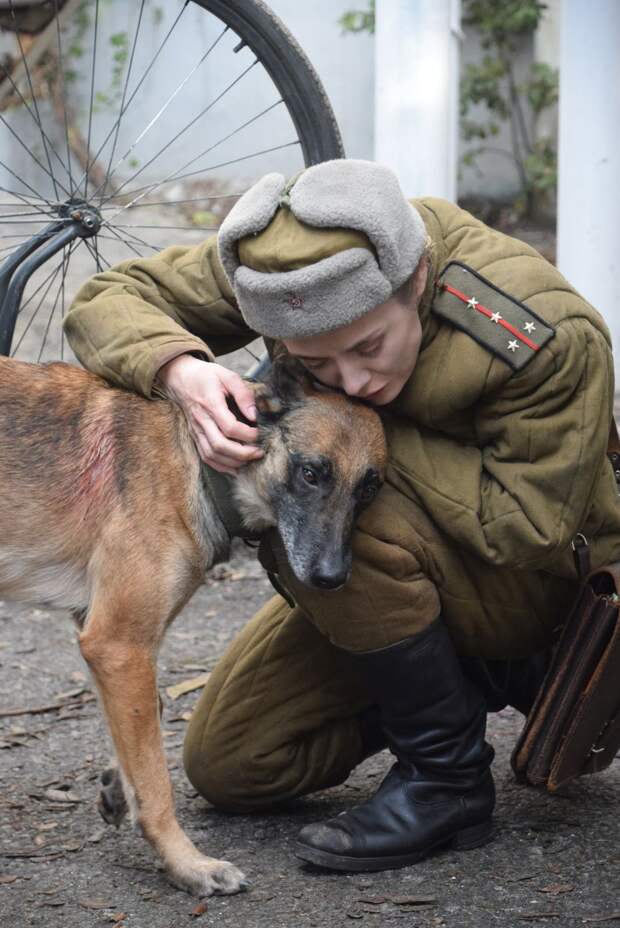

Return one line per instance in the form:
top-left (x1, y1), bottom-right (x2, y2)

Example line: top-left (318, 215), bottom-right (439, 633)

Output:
top-left (490, 312), bottom-right (502, 324)
top-left (466, 297), bottom-right (479, 310)
top-left (523, 321), bottom-right (536, 333)
top-left (507, 339), bottom-right (520, 352)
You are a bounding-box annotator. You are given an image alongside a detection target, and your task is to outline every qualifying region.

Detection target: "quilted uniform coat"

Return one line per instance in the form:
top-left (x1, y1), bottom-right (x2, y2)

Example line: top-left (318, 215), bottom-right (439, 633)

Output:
top-left (65, 198), bottom-right (620, 657)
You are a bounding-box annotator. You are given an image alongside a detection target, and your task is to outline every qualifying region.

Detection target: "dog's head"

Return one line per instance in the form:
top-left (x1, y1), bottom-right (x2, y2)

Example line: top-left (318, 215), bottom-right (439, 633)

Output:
top-left (234, 356), bottom-right (388, 590)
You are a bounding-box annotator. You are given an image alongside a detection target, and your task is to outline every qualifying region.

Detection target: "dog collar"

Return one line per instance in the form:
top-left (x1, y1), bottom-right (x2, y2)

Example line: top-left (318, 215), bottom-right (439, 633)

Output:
top-left (200, 463), bottom-right (263, 542)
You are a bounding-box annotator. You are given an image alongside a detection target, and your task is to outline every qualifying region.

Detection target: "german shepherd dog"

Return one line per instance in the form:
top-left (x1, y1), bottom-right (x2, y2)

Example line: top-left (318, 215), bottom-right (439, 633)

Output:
top-left (0, 354), bottom-right (387, 896)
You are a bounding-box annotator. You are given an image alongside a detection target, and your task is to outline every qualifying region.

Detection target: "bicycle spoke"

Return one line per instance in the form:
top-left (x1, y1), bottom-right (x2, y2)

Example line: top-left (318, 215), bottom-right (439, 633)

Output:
top-left (0, 109), bottom-right (73, 199)
top-left (83, 0), bottom-right (100, 198)
top-left (100, 0), bottom-right (147, 198)
top-left (107, 140), bottom-right (298, 208)
top-left (73, 1), bottom-right (189, 194)
top-left (11, 250), bottom-right (72, 355)
top-left (102, 225), bottom-right (145, 259)
top-left (114, 224), bottom-right (217, 232)
top-left (93, 27), bottom-right (232, 201)
top-left (16, 263), bottom-right (63, 316)
top-left (3, 3), bottom-right (71, 199)
top-left (53, 0), bottom-right (75, 195)
top-left (0, 156), bottom-right (57, 208)
top-left (0, 219), bottom-right (62, 226)
top-left (101, 226), bottom-right (160, 252)
top-left (98, 194), bottom-right (244, 210)
top-left (37, 245), bottom-right (73, 362)
top-left (82, 237), bottom-right (112, 270)
top-left (101, 107), bottom-right (289, 222)
top-left (0, 188), bottom-right (52, 208)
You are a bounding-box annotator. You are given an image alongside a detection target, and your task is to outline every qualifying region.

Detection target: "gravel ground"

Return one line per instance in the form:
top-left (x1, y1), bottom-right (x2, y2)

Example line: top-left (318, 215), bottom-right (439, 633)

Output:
top-left (2, 215), bottom-right (620, 926)
top-left (1, 542), bottom-right (620, 928)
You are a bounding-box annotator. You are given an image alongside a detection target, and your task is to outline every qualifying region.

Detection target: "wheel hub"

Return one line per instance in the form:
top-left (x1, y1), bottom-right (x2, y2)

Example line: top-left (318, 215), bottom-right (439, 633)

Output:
top-left (56, 198), bottom-right (102, 237)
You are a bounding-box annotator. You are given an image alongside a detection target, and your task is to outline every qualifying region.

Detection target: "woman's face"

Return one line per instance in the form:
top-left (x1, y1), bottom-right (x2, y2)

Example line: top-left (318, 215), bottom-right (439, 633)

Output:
top-left (283, 259), bottom-right (428, 406)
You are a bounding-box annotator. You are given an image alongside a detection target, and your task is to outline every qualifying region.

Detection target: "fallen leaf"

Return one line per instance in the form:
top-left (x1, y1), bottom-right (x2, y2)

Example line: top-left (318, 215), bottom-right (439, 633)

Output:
top-left (346, 912), bottom-right (364, 920)
top-left (518, 914), bottom-right (560, 921)
top-left (0, 875), bottom-right (18, 884)
top-left (79, 898), bottom-right (114, 910)
top-left (168, 712), bottom-right (193, 722)
top-left (357, 896), bottom-right (387, 905)
top-left (55, 686), bottom-right (89, 701)
top-left (191, 901), bottom-right (208, 917)
top-left (44, 789), bottom-right (82, 803)
top-left (107, 914), bottom-right (127, 923)
top-left (389, 894), bottom-right (437, 906)
top-left (539, 884), bottom-right (574, 896)
top-left (166, 674), bottom-right (211, 700)
top-left (60, 842), bottom-right (82, 853)
top-left (583, 916), bottom-right (620, 924)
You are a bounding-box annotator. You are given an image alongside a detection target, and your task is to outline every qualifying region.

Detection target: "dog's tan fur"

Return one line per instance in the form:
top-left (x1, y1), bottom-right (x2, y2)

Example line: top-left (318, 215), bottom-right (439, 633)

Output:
top-left (0, 355), bottom-right (387, 896)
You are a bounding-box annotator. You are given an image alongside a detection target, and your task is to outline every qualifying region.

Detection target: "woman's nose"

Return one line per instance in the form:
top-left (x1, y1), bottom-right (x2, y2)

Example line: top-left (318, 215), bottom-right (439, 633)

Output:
top-left (338, 362), bottom-right (370, 397)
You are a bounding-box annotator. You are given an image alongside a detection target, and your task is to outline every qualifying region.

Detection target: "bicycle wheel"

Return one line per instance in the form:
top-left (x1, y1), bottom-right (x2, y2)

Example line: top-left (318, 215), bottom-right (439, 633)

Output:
top-left (0, 0), bottom-right (344, 362)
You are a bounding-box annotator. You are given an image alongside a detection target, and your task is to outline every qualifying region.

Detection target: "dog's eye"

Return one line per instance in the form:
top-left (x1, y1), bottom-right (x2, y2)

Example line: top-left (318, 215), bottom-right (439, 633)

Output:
top-left (302, 466), bottom-right (318, 486)
top-left (359, 482), bottom-right (379, 503)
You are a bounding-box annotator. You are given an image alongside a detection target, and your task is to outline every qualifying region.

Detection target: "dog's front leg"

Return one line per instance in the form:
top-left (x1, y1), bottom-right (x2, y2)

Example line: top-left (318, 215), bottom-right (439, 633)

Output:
top-left (79, 624), bottom-right (246, 896)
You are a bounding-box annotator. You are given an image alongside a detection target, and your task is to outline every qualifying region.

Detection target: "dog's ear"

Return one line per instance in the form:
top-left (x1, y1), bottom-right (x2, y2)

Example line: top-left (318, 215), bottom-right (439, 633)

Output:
top-left (253, 354), bottom-right (314, 422)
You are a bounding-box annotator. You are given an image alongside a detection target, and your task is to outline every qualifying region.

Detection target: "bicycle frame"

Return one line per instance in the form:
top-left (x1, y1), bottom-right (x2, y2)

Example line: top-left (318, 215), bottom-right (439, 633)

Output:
top-left (0, 203), bottom-right (100, 354)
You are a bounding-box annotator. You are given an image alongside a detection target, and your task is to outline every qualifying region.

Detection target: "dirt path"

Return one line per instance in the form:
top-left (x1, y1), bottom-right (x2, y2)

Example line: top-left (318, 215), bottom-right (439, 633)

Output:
top-left (1, 538), bottom-right (620, 928)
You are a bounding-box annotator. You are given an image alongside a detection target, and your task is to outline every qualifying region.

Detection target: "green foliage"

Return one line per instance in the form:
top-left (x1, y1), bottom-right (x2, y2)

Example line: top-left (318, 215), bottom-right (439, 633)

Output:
top-left (339, 0), bottom-right (375, 35)
top-left (339, 0), bottom-right (558, 217)
top-left (460, 0), bottom-right (558, 216)
top-left (463, 0), bottom-right (546, 48)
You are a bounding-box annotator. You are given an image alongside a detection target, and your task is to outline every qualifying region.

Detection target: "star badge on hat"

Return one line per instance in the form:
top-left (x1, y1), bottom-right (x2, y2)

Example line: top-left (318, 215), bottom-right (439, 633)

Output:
top-left (286, 291), bottom-right (304, 309)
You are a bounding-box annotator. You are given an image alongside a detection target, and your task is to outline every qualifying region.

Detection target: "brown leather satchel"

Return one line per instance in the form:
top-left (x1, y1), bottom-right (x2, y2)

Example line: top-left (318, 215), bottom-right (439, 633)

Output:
top-left (511, 422), bottom-right (620, 791)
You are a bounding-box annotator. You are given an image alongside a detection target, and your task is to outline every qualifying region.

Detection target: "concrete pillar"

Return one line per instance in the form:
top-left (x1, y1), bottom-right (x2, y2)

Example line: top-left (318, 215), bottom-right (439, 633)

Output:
top-left (374, 0), bottom-right (461, 200)
top-left (557, 1), bottom-right (620, 378)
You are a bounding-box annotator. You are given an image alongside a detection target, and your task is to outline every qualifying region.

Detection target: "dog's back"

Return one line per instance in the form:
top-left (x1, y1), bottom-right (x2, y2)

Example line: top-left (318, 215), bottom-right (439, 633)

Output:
top-left (0, 357), bottom-right (199, 610)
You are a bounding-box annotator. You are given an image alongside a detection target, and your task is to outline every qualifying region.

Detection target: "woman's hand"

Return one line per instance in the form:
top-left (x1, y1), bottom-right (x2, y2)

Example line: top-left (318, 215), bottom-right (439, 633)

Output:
top-left (157, 354), bottom-right (263, 474)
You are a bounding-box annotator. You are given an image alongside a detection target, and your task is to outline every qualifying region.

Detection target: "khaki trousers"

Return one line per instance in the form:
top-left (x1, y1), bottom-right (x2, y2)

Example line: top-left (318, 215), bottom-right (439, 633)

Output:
top-left (184, 484), bottom-right (575, 810)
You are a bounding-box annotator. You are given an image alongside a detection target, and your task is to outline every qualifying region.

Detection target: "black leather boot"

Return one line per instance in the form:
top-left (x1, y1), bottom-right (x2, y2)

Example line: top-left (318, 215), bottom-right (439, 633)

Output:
top-left (295, 619), bottom-right (495, 872)
top-left (460, 651), bottom-right (550, 716)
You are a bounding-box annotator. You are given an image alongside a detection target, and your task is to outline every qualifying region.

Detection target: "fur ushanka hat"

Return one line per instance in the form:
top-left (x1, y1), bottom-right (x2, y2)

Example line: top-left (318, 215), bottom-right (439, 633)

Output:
top-left (217, 159), bottom-right (427, 339)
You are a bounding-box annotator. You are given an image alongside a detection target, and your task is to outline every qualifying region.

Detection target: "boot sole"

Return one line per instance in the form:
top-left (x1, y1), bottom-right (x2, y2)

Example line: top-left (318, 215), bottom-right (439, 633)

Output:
top-left (294, 819), bottom-right (494, 873)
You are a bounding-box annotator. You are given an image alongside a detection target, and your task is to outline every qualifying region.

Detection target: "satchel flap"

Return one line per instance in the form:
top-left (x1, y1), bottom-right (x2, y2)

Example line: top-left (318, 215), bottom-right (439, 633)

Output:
top-left (511, 585), bottom-right (598, 781)
top-left (548, 607), bottom-right (620, 791)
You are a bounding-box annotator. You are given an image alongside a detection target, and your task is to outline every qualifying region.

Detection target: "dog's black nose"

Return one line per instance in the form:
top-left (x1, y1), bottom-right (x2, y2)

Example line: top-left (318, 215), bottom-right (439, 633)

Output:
top-left (311, 568), bottom-right (349, 590)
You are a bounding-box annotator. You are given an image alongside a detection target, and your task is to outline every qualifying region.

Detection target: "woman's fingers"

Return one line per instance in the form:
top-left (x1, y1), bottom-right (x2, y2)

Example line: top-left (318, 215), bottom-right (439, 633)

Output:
top-left (190, 415), bottom-right (263, 471)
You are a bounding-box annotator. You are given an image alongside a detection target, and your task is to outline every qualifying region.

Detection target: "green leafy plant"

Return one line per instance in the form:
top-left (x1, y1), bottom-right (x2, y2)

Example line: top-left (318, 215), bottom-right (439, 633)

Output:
top-left (460, 0), bottom-right (558, 216)
top-left (338, 0), bottom-right (375, 35)
top-left (339, 0), bottom-right (558, 217)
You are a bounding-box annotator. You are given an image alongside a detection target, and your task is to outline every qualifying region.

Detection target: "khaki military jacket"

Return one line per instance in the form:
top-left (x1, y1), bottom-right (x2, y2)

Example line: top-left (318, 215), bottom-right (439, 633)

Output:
top-left (65, 198), bottom-right (620, 579)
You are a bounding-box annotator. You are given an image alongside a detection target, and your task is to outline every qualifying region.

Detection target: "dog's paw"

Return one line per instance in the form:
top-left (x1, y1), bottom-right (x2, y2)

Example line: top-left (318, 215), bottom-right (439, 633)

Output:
top-left (97, 766), bottom-right (128, 828)
top-left (168, 855), bottom-right (248, 897)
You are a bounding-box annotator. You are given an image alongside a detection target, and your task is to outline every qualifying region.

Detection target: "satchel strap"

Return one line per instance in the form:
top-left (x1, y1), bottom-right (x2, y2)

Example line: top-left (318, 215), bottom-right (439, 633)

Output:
top-left (608, 418), bottom-right (620, 490)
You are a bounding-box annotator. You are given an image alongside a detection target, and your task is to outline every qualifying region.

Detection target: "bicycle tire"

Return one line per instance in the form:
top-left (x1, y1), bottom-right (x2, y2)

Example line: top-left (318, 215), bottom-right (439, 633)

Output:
top-left (197, 0), bottom-right (344, 166)
top-left (0, 0), bottom-right (345, 361)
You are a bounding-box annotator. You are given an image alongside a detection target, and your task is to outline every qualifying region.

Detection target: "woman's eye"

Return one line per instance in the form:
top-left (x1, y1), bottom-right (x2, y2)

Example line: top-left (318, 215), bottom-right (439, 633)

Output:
top-left (302, 466), bottom-right (318, 486)
top-left (357, 341), bottom-right (381, 358)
